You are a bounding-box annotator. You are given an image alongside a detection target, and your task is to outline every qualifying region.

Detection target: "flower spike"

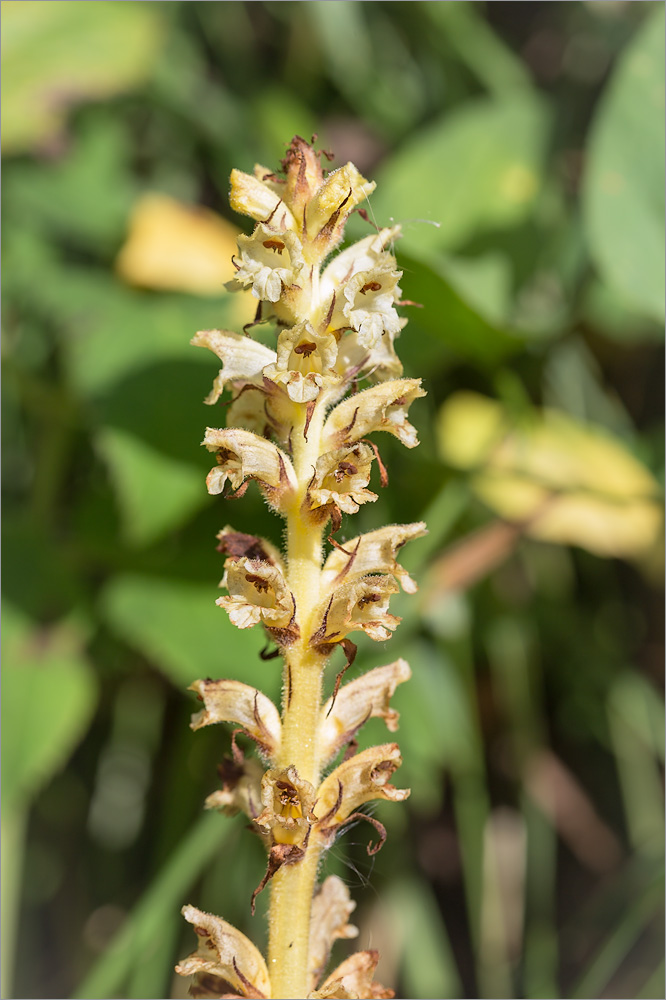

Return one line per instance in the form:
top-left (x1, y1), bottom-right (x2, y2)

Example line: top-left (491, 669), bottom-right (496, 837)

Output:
top-left (178, 136), bottom-right (426, 1000)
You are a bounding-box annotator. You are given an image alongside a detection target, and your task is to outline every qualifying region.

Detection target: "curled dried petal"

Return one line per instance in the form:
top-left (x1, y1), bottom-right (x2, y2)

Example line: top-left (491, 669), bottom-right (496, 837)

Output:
top-left (216, 526), bottom-right (284, 567)
top-left (204, 755), bottom-right (263, 820)
top-left (309, 950), bottom-right (394, 1000)
top-left (176, 905), bottom-right (271, 999)
top-left (323, 379), bottom-right (426, 451)
top-left (309, 876), bottom-right (359, 993)
top-left (189, 678), bottom-right (282, 759)
top-left (318, 659), bottom-right (412, 764)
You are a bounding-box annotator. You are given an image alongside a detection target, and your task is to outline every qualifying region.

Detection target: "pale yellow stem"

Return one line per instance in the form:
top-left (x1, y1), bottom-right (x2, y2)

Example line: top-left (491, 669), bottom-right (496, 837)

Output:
top-left (267, 395), bottom-right (331, 999)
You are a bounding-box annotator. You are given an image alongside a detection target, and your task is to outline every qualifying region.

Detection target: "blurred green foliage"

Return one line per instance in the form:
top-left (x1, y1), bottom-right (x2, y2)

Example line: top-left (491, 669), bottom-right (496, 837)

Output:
top-left (1, 3), bottom-right (664, 999)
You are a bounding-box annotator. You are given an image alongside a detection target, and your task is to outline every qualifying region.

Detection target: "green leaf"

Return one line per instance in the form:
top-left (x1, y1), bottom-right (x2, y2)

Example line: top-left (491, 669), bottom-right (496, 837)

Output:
top-left (3, 115), bottom-right (136, 252)
top-left (95, 427), bottom-right (208, 547)
top-left (583, 7), bottom-right (665, 323)
top-left (1, 603), bottom-right (98, 815)
top-left (99, 574), bottom-right (275, 696)
top-left (372, 93), bottom-right (551, 255)
top-left (399, 252), bottom-right (521, 366)
top-left (1, 0), bottom-right (165, 154)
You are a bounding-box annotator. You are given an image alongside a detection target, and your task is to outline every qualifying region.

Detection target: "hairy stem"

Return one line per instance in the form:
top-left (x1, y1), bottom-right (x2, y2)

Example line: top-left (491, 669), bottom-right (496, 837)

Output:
top-left (268, 397), bottom-right (329, 998)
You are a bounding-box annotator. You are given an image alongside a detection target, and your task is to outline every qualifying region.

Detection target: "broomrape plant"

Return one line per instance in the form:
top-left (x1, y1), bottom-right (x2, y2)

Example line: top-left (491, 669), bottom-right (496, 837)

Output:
top-left (176, 137), bottom-right (426, 1000)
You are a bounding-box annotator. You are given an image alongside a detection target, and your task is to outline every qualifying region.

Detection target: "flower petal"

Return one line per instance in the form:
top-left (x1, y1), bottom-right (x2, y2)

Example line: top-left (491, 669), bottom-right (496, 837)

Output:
top-left (308, 444), bottom-right (379, 517)
top-left (255, 766), bottom-right (315, 845)
top-left (176, 904), bottom-right (271, 999)
top-left (204, 754), bottom-right (264, 820)
top-left (306, 163), bottom-right (375, 257)
top-left (230, 167), bottom-right (295, 230)
top-left (264, 322), bottom-right (341, 403)
top-left (231, 225), bottom-right (305, 302)
top-left (318, 659), bottom-right (412, 764)
top-left (320, 228), bottom-right (401, 302)
top-left (321, 523), bottom-right (427, 594)
top-left (189, 678), bottom-right (282, 758)
top-left (323, 379), bottom-right (426, 450)
top-left (309, 876), bottom-right (359, 993)
top-left (310, 950), bottom-right (394, 1000)
top-left (192, 330), bottom-right (276, 405)
top-left (314, 744), bottom-right (409, 827)
top-left (203, 428), bottom-right (297, 501)
top-left (217, 556), bottom-right (296, 639)
top-left (341, 264), bottom-right (404, 347)
top-left (310, 576), bottom-right (400, 646)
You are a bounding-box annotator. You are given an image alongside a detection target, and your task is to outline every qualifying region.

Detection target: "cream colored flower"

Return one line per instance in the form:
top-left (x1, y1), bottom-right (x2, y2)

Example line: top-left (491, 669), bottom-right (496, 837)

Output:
top-left (340, 263), bottom-right (405, 348)
top-left (189, 678), bottom-right (282, 759)
top-left (321, 522), bottom-right (427, 594)
top-left (334, 325), bottom-right (403, 382)
top-left (263, 321), bottom-right (340, 403)
top-left (308, 444), bottom-right (378, 518)
top-left (318, 659), bottom-right (412, 765)
top-left (255, 766), bottom-right (316, 846)
top-left (314, 743), bottom-right (409, 829)
top-left (323, 379), bottom-right (426, 450)
top-left (229, 223), bottom-right (305, 303)
top-left (320, 228), bottom-right (401, 308)
top-left (305, 162), bottom-right (376, 261)
top-left (311, 575), bottom-right (400, 646)
top-left (176, 905), bottom-right (271, 999)
top-left (230, 165), bottom-right (296, 230)
top-left (203, 427), bottom-right (296, 505)
top-left (217, 556), bottom-right (295, 636)
top-left (191, 329), bottom-right (276, 405)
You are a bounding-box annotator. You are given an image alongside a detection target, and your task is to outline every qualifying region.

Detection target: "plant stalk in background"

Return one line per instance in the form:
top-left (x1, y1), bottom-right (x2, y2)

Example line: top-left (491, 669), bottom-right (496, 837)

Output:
top-left (176, 137), bottom-right (426, 1000)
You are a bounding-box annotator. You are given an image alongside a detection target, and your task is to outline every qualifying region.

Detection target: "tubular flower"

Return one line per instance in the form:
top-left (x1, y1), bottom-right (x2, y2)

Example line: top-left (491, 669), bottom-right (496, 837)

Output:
top-left (311, 575), bottom-right (401, 646)
top-left (228, 224), bottom-right (305, 304)
top-left (217, 556), bottom-right (296, 640)
top-left (308, 877), bottom-right (359, 994)
top-left (176, 905), bottom-right (271, 1000)
top-left (255, 766), bottom-right (316, 845)
top-left (263, 321), bottom-right (340, 403)
top-left (307, 443), bottom-right (379, 522)
top-left (323, 378), bottom-right (426, 450)
top-left (203, 428), bottom-right (296, 505)
top-left (189, 678), bottom-right (282, 760)
top-left (318, 659), bottom-right (412, 765)
top-left (321, 522), bottom-right (428, 593)
top-left (178, 137), bottom-right (427, 1000)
